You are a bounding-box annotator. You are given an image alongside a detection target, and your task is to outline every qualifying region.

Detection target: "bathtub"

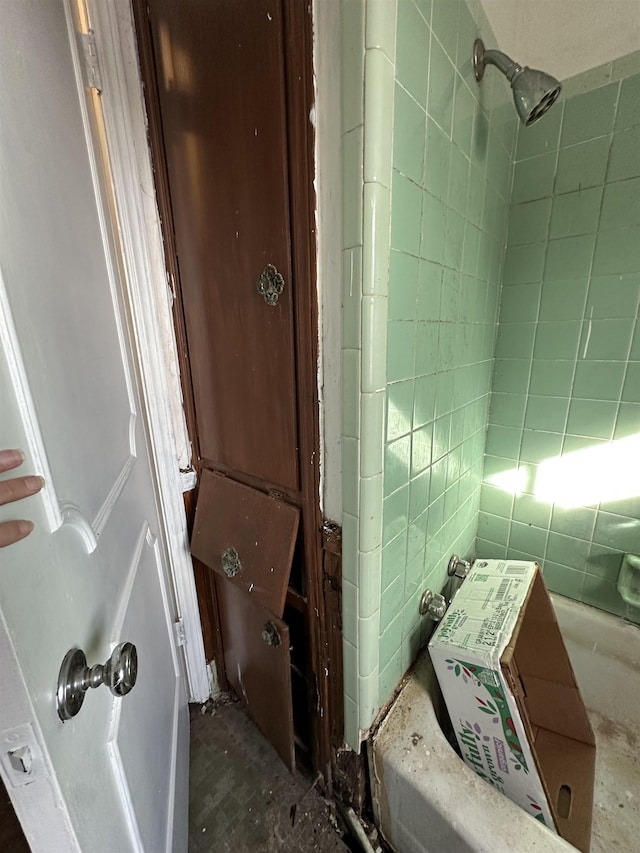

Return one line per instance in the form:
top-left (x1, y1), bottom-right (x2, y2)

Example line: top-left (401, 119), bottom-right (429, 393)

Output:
top-left (371, 594), bottom-right (640, 853)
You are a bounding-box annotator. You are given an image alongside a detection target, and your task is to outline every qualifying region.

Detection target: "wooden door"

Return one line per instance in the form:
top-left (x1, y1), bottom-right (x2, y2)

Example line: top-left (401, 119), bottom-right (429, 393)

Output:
top-left (191, 471), bottom-right (300, 616)
top-left (134, 0), bottom-right (329, 773)
top-left (191, 471), bottom-right (299, 768)
top-left (0, 2), bottom-right (189, 849)
top-left (144, 0), bottom-right (299, 492)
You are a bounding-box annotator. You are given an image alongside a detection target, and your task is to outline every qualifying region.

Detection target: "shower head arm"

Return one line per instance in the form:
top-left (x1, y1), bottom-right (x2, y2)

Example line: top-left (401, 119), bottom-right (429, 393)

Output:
top-left (482, 48), bottom-right (523, 82)
top-left (473, 39), bottom-right (523, 83)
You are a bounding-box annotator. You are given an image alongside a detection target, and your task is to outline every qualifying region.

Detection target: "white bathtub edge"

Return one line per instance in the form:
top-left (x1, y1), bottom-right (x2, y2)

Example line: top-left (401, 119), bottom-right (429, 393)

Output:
top-left (371, 644), bottom-right (577, 853)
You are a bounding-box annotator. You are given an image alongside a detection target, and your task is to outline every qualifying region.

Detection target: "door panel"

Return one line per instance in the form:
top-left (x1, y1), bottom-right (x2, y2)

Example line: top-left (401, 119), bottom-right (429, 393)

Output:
top-left (217, 580), bottom-right (295, 771)
top-left (147, 0), bottom-right (299, 492)
top-left (0, 36), bottom-right (136, 537)
top-left (108, 527), bottom-right (184, 853)
top-left (0, 2), bottom-right (188, 850)
top-left (191, 470), bottom-right (298, 768)
top-left (191, 469), bottom-right (299, 617)
top-left (1, 5), bottom-right (137, 544)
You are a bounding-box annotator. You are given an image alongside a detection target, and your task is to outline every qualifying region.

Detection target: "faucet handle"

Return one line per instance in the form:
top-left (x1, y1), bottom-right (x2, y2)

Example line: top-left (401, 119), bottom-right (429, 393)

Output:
top-left (419, 589), bottom-right (447, 621)
top-left (448, 554), bottom-right (471, 579)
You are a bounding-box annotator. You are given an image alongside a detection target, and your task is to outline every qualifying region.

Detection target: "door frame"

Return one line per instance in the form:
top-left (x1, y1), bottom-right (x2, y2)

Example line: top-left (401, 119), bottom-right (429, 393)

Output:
top-left (86, 0), bottom-right (210, 702)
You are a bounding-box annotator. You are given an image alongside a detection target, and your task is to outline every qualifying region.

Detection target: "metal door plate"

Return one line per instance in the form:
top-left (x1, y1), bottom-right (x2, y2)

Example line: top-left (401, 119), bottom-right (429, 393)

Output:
top-left (56, 648), bottom-right (88, 721)
top-left (257, 264), bottom-right (284, 306)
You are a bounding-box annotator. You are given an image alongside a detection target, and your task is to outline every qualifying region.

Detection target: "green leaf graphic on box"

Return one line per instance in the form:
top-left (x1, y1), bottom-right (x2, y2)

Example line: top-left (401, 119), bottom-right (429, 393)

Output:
top-left (476, 696), bottom-right (498, 716)
top-left (451, 658), bottom-right (530, 773)
top-left (445, 658), bottom-right (475, 683)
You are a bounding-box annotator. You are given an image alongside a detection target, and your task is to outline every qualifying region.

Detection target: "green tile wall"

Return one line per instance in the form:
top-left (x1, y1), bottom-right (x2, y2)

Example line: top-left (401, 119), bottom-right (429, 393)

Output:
top-left (342, 8), bottom-right (638, 750)
top-left (341, 0), bottom-right (365, 750)
top-left (341, 0), bottom-right (397, 748)
top-left (379, 0), bottom-right (515, 707)
top-left (480, 60), bottom-right (640, 624)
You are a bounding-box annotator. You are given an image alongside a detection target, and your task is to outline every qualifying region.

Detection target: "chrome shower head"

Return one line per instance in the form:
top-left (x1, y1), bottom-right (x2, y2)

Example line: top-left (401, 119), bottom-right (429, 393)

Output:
top-left (473, 38), bottom-right (561, 126)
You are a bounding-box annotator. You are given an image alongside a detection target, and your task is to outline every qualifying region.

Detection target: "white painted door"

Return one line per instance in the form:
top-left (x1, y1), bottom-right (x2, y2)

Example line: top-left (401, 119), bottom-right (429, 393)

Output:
top-left (0, 1), bottom-right (189, 851)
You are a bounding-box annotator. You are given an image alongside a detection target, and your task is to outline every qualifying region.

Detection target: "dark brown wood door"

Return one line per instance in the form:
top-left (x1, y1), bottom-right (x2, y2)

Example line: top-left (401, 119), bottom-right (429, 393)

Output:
top-left (148, 0), bottom-right (299, 492)
top-left (190, 471), bottom-right (299, 766)
top-left (140, 0), bottom-right (313, 771)
top-left (217, 581), bottom-right (295, 770)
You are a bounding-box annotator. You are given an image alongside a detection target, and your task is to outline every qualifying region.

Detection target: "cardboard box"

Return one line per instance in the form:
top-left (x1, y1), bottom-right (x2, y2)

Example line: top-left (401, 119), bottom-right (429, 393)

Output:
top-left (428, 560), bottom-right (595, 853)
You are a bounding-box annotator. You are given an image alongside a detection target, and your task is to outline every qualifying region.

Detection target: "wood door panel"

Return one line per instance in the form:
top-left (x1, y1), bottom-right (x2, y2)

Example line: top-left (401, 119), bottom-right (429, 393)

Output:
top-left (190, 469), bottom-right (299, 618)
top-left (217, 579), bottom-right (295, 771)
top-left (147, 0), bottom-right (299, 491)
top-left (138, 0), bottom-right (333, 774)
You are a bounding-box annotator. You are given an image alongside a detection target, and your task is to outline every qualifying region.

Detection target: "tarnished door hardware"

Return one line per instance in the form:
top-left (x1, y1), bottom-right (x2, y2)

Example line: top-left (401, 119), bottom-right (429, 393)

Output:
top-left (261, 621), bottom-right (282, 646)
top-left (256, 264), bottom-right (284, 306)
top-left (221, 546), bottom-right (242, 577)
top-left (56, 642), bottom-right (138, 721)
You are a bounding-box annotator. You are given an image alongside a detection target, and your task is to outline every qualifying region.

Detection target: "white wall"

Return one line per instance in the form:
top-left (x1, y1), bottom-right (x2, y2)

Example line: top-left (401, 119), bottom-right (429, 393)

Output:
top-left (480, 0), bottom-right (640, 81)
top-left (313, 0), bottom-right (343, 523)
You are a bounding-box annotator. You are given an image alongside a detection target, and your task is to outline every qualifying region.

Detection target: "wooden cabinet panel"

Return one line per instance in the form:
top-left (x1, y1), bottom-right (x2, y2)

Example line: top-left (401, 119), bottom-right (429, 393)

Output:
top-left (148, 0), bottom-right (299, 491)
top-left (137, 0), bottom-right (333, 774)
top-left (191, 469), bottom-right (299, 618)
top-left (216, 579), bottom-right (295, 771)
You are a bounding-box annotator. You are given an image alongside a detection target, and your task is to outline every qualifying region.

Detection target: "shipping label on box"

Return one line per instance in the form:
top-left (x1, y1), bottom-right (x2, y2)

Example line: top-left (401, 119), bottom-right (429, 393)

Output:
top-left (429, 560), bottom-right (555, 830)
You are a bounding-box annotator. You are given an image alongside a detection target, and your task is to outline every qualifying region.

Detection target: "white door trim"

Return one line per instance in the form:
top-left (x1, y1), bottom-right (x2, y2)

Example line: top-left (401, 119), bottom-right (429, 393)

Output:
top-left (85, 0), bottom-right (209, 702)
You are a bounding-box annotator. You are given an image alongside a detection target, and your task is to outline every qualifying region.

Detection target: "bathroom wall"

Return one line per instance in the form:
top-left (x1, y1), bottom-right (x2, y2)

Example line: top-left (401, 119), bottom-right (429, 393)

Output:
top-left (340, 0), bottom-right (517, 748)
top-left (341, 3), bottom-right (639, 750)
top-left (340, 0), bottom-right (395, 747)
top-left (379, 0), bottom-right (515, 706)
top-left (479, 53), bottom-right (640, 622)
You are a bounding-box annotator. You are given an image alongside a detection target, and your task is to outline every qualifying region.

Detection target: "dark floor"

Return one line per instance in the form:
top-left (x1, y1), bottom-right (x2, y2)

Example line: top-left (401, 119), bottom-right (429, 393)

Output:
top-left (189, 697), bottom-right (350, 852)
top-left (0, 777), bottom-right (29, 853)
top-left (1, 699), bottom-right (350, 853)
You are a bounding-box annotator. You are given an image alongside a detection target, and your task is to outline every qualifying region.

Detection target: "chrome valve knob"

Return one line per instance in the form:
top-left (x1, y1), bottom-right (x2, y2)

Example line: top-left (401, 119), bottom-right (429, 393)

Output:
top-left (56, 642), bottom-right (138, 721)
top-left (419, 589), bottom-right (447, 621)
top-left (448, 554), bottom-right (472, 579)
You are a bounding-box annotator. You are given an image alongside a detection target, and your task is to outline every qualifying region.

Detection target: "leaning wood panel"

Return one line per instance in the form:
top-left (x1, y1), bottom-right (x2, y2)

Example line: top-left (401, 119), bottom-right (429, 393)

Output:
top-left (191, 469), bottom-right (299, 619)
top-left (217, 578), bottom-right (295, 772)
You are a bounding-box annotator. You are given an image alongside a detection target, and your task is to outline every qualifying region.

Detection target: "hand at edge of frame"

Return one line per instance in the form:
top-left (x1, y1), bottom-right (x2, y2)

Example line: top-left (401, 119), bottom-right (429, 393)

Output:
top-left (0, 449), bottom-right (44, 548)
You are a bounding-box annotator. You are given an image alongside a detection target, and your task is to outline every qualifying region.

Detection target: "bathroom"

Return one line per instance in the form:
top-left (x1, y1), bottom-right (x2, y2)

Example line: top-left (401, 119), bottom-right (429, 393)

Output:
top-left (330, 0), bottom-right (640, 848)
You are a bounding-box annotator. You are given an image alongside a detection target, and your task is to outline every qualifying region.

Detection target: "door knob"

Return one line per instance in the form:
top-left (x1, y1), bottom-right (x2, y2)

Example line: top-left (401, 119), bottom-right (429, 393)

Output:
top-left (56, 642), bottom-right (138, 721)
top-left (261, 621), bottom-right (282, 646)
top-left (256, 263), bottom-right (284, 306)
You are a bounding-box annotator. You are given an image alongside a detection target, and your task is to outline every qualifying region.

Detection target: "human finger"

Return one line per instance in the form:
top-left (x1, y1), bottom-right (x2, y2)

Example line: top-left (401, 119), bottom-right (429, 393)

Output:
top-left (0, 448), bottom-right (26, 474)
top-left (0, 475), bottom-right (45, 507)
top-left (0, 519), bottom-right (34, 548)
